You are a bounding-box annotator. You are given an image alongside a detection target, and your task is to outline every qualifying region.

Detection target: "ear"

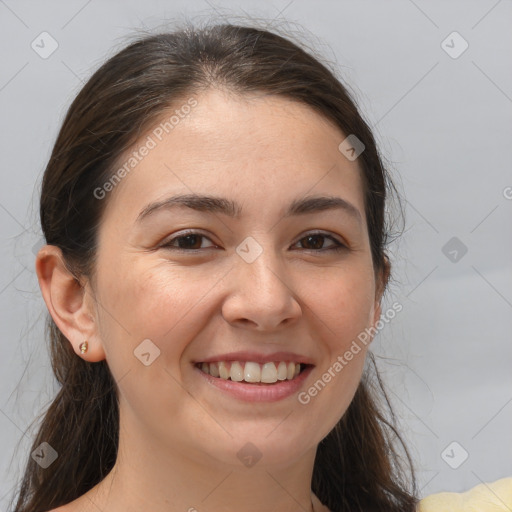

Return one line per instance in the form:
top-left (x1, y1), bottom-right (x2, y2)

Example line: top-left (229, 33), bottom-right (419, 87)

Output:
top-left (35, 244), bottom-right (106, 362)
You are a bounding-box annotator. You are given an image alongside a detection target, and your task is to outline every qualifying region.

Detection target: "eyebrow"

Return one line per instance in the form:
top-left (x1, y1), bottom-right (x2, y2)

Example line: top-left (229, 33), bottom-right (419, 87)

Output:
top-left (136, 193), bottom-right (363, 225)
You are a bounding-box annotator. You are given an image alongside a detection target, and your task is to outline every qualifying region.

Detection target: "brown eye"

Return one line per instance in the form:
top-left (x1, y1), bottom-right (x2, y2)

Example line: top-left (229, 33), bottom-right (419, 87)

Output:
top-left (160, 231), bottom-right (216, 251)
top-left (293, 233), bottom-right (346, 252)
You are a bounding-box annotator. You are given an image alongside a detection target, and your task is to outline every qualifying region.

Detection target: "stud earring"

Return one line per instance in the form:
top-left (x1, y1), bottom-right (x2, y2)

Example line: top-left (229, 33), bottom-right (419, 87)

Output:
top-left (79, 341), bottom-right (88, 354)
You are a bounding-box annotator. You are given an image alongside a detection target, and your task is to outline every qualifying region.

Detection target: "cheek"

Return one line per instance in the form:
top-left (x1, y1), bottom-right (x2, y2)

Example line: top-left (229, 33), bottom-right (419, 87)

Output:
top-left (96, 259), bottom-right (220, 369)
top-left (99, 259), bottom-right (194, 331)
top-left (297, 263), bottom-right (374, 421)
top-left (303, 263), bottom-right (376, 347)
top-left (94, 261), bottom-right (215, 430)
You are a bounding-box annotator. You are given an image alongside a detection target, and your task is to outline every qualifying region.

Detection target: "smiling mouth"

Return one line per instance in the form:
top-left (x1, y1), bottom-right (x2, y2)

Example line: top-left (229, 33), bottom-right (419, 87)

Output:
top-left (195, 361), bottom-right (311, 384)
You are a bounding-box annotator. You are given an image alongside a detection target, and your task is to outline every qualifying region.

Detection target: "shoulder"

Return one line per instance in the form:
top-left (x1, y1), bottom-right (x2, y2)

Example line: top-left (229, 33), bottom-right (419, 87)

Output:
top-left (417, 476), bottom-right (512, 511)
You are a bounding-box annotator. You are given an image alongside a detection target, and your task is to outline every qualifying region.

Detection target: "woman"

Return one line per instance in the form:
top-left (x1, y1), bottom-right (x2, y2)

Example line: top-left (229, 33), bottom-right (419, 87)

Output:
top-left (11, 21), bottom-right (511, 512)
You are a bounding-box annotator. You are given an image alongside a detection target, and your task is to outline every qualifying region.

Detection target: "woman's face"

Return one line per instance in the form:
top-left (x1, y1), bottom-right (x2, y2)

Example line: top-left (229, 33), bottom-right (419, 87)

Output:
top-left (88, 88), bottom-right (383, 469)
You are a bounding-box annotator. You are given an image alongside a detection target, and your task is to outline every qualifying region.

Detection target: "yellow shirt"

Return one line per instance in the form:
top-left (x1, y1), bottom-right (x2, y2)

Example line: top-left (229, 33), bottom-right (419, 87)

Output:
top-left (418, 476), bottom-right (512, 511)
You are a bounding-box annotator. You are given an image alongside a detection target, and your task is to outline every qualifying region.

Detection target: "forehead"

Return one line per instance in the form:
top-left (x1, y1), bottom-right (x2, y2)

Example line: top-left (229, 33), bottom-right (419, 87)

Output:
top-left (101, 89), bottom-right (366, 225)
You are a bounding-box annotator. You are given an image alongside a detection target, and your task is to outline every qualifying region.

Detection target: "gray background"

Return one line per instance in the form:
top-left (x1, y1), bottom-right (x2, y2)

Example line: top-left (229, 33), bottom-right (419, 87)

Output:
top-left (1, 0), bottom-right (511, 507)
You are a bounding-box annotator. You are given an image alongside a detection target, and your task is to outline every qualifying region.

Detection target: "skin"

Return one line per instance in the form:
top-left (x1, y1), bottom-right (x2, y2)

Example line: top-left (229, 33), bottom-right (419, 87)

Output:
top-left (36, 88), bottom-right (388, 512)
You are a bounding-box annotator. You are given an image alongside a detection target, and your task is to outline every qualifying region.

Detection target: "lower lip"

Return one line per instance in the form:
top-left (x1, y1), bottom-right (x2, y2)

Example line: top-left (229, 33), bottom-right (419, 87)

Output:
top-left (194, 364), bottom-right (314, 403)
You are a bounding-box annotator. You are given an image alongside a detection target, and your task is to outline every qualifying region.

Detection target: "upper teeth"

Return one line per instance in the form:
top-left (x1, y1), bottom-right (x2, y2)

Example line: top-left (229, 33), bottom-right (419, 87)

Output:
top-left (199, 361), bottom-right (302, 383)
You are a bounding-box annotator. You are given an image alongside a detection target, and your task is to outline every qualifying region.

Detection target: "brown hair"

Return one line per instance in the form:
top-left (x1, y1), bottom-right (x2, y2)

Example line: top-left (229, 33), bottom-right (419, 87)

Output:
top-left (11, 22), bottom-right (418, 512)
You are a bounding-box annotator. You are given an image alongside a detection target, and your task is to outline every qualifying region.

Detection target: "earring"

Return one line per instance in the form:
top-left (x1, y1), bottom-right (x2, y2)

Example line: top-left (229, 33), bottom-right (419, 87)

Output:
top-left (79, 341), bottom-right (88, 354)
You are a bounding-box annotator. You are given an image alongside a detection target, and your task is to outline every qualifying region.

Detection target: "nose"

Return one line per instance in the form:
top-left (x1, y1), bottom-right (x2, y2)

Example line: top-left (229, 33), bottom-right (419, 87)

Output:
top-left (221, 243), bottom-right (302, 331)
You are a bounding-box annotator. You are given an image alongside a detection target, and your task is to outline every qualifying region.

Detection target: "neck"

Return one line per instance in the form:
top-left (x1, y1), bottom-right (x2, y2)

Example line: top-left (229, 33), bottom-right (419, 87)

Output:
top-left (79, 404), bottom-right (321, 512)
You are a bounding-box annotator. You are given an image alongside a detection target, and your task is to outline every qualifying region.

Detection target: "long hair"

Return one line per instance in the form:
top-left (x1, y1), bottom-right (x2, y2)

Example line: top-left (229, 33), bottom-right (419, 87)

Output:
top-left (11, 22), bottom-right (418, 512)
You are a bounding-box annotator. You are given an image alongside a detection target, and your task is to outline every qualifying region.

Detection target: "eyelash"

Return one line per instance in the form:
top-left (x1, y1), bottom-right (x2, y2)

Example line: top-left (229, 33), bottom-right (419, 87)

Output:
top-left (159, 230), bottom-right (347, 253)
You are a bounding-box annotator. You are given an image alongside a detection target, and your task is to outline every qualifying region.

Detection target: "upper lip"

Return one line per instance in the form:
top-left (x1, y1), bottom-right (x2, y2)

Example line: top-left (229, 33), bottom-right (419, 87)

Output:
top-left (193, 351), bottom-right (315, 365)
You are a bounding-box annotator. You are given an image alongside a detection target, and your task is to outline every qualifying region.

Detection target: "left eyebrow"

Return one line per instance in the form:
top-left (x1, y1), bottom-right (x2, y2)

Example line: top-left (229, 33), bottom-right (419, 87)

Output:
top-left (135, 193), bottom-right (363, 226)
